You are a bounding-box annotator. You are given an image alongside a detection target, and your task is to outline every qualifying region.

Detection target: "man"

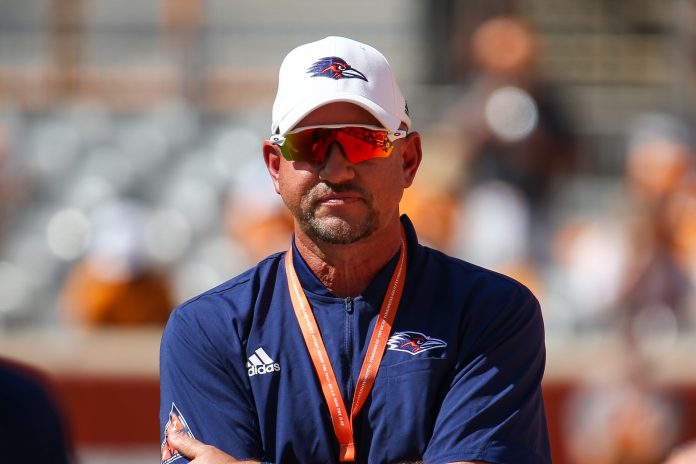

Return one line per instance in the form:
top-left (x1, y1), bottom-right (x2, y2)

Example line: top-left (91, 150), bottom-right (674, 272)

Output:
top-left (160, 36), bottom-right (550, 464)
top-left (0, 358), bottom-right (74, 464)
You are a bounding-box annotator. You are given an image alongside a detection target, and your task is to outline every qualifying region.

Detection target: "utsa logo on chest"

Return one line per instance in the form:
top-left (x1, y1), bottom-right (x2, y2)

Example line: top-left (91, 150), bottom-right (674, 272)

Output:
top-left (387, 331), bottom-right (447, 355)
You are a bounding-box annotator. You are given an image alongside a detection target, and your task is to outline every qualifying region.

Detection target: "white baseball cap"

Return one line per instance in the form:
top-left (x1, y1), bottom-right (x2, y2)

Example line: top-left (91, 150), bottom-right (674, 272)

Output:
top-left (271, 36), bottom-right (411, 136)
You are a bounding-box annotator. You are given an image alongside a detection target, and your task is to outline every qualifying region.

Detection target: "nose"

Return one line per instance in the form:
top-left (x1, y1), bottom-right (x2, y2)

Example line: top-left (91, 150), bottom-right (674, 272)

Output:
top-left (318, 142), bottom-right (355, 183)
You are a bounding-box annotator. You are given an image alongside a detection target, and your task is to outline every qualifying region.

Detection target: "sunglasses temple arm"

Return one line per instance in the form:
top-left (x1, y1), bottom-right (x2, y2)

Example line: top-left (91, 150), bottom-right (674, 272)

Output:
top-left (269, 135), bottom-right (285, 146)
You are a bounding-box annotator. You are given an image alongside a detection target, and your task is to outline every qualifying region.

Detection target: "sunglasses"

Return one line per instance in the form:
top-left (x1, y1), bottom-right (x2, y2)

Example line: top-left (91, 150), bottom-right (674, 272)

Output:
top-left (269, 124), bottom-right (407, 164)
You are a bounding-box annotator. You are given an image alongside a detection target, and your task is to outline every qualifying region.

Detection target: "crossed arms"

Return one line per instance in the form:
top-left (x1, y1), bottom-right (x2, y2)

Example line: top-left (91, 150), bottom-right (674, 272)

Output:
top-left (167, 430), bottom-right (486, 464)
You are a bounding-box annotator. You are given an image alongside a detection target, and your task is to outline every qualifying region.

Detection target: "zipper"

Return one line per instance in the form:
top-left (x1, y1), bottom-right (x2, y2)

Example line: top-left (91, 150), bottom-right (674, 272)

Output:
top-left (344, 296), bottom-right (354, 403)
top-left (345, 296), bottom-right (354, 314)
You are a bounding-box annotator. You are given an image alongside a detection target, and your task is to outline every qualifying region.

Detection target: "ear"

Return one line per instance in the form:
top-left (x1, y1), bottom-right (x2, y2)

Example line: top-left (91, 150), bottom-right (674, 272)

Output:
top-left (263, 141), bottom-right (282, 194)
top-left (400, 131), bottom-right (422, 188)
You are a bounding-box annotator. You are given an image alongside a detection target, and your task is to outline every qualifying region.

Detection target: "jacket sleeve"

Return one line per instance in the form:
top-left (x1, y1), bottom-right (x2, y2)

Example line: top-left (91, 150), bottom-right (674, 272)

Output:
top-left (423, 287), bottom-right (551, 464)
top-left (159, 302), bottom-right (263, 463)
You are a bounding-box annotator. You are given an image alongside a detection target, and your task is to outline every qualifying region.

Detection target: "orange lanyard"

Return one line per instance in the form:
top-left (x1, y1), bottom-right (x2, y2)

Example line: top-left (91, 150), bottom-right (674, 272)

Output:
top-left (284, 227), bottom-right (407, 462)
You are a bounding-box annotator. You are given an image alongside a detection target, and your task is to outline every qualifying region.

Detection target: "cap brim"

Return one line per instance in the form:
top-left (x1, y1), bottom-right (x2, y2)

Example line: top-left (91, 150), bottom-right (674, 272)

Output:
top-left (274, 91), bottom-right (404, 135)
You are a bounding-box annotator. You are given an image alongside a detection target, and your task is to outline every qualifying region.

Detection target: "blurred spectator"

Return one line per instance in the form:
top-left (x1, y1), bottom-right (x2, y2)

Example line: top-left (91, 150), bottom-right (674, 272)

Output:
top-left (399, 124), bottom-right (541, 297)
top-left (60, 200), bottom-right (174, 326)
top-left (0, 122), bottom-right (32, 242)
top-left (625, 113), bottom-right (693, 205)
top-left (443, 15), bottom-right (578, 212)
top-left (665, 176), bottom-right (696, 295)
top-left (0, 124), bottom-right (10, 238)
top-left (433, 14), bottom-right (580, 297)
top-left (451, 180), bottom-right (542, 297)
top-left (618, 114), bottom-right (696, 332)
top-left (563, 354), bottom-right (681, 464)
top-left (223, 163), bottom-right (293, 264)
top-left (0, 358), bottom-right (73, 464)
top-left (160, 0), bottom-right (204, 102)
top-left (549, 216), bottom-right (630, 328)
top-left (620, 209), bottom-right (692, 327)
top-left (401, 185), bottom-right (458, 252)
top-left (401, 124), bottom-right (464, 251)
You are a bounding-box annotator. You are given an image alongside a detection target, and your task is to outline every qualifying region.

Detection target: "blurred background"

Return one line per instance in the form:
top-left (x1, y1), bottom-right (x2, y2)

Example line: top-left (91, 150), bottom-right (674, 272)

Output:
top-left (0, 0), bottom-right (695, 462)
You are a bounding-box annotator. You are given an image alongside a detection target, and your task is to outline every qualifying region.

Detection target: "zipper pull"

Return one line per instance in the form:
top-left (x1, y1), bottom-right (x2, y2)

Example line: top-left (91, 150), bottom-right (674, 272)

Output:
top-left (345, 296), bottom-right (354, 314)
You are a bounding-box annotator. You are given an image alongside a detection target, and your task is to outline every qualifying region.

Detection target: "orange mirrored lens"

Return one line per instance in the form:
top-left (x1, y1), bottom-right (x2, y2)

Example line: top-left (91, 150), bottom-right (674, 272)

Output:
top-left (280, 127), bottom-right (395, 164)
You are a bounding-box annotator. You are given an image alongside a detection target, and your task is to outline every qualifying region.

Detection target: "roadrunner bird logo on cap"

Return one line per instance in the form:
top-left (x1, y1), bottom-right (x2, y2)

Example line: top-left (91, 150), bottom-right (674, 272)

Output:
top-left (307, 57), bottom-right (368, 81)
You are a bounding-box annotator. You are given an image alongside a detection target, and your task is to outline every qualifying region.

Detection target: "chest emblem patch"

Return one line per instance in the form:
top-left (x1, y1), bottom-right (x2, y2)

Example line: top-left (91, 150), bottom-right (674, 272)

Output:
top-left (387, 331), bottom-right (447, 355)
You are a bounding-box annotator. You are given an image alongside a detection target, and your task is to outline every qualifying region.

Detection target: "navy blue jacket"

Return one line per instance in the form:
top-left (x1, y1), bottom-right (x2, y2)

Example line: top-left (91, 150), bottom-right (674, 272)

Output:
top-left (160, 216), bottom-right (550, 463)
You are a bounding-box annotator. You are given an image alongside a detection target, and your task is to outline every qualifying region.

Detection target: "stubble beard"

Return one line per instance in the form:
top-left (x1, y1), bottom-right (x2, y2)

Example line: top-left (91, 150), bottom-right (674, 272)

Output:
top-left (294, 183), bottom-right (378, 245)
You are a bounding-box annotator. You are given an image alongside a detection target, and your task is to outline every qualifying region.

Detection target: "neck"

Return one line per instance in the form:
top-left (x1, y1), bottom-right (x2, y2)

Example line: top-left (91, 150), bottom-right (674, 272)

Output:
top-left (294, 218), bottom-right (403, 297)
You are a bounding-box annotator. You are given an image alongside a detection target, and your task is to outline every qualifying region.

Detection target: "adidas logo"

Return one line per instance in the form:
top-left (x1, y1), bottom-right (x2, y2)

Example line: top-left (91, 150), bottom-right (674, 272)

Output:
top-left (247, 347), bottom-right (281, 377)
